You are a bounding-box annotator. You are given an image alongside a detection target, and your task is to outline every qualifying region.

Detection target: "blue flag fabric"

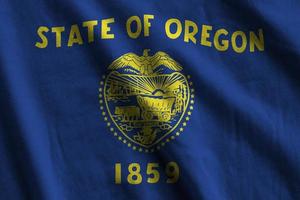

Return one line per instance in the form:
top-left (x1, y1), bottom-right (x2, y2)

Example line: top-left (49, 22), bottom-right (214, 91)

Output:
top-left (0, 0), bottom-right (300, 199)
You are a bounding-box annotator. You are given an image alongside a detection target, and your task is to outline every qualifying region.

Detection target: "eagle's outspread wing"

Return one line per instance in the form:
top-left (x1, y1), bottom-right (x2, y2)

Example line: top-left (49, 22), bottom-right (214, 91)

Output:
top-left (150, 51), bottom-right (182, 71)
top-left (108, 53), bottom-right (142, 71)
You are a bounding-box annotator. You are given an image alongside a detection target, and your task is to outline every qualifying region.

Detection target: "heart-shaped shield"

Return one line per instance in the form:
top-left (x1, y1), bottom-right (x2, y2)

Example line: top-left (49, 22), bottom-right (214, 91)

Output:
top-left (99, 50), bottom-right (194, 152)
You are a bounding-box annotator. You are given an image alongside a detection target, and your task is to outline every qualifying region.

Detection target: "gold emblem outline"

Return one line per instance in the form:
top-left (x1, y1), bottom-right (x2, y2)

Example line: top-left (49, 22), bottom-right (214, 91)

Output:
top-left (98, 50), bottom-right (195, 153)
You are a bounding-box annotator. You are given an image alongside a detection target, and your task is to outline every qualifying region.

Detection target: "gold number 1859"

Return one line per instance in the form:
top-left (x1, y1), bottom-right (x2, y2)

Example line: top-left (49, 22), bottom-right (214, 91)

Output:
top-left (114, 162), bottom-right (179, 184)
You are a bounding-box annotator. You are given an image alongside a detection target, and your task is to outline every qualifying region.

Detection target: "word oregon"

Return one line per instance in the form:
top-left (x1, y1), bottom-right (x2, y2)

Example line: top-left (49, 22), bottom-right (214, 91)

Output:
top-left (35, 15), bottom-right (264, 53)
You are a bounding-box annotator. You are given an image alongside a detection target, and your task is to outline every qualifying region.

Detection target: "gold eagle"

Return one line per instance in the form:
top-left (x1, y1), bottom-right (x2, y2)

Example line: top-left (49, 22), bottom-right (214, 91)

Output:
top-left (108, 49), bottom-right (182, 75)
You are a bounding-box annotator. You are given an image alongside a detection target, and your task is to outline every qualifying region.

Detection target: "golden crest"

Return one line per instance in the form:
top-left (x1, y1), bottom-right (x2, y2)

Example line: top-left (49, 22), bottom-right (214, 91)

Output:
top-left (99, 49), bottom-right (194, 152)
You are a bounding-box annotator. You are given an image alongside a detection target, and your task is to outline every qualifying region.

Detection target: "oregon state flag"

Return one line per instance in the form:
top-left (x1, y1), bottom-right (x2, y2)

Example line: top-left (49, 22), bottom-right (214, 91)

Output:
top-left (0, 0), bottom-right (299, 199)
